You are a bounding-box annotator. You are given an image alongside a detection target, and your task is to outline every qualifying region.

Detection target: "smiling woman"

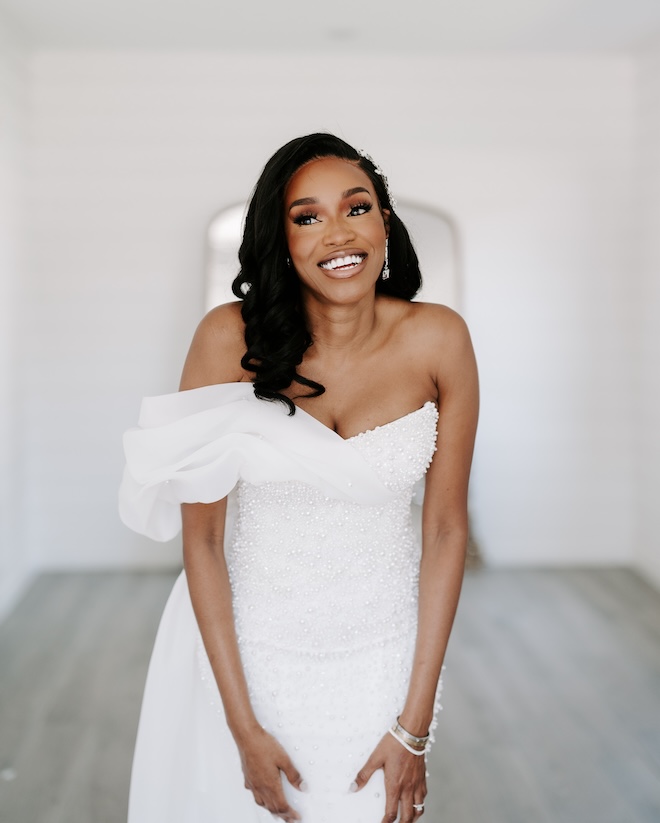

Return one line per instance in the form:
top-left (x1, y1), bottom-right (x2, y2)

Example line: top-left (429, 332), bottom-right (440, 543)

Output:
top-left (285, 159), bottom-right (388, 291)
top-left (232, 135), bottom-right (424, 417)
top-left (119, 133), bottom-right (479, 823)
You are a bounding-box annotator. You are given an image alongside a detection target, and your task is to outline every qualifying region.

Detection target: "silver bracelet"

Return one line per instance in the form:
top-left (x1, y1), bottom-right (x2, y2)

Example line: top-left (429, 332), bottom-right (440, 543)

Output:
top-left (388, 727), bottom-right (427, 756)
top-left (393, 717), bottom-right (430, 748)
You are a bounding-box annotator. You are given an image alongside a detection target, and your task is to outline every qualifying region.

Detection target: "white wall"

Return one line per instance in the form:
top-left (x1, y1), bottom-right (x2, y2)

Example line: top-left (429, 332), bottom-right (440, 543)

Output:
top-left (24, 52), bottom-right (636, 569)
top-left (634, 44), bottom-right (660, 588)
top-left (0, 12), bottom-right (30, 618)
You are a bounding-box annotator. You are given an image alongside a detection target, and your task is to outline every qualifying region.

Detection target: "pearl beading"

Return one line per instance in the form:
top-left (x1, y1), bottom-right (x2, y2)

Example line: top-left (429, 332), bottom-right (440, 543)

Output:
top-left (196, 401), bottom-right (441, 817)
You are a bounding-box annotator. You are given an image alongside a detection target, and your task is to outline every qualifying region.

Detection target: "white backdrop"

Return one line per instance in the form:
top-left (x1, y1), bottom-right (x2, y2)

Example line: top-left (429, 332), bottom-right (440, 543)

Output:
top-left (635, 46), bottom-right (660, 590)
top-left (3, 40), bottom-right (659, 618)
top-left (0, 19), bottom-right (28, 618)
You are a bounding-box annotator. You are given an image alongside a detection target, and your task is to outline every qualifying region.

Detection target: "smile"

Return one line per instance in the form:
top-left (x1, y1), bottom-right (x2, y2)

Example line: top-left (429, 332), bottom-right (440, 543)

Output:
top-left (318, 254), bottom-right (366, 272)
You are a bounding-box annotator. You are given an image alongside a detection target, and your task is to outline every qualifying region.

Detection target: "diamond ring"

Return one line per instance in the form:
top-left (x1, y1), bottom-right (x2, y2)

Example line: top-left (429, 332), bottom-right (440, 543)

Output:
top-left (413, 803), bottom-right (425, 812)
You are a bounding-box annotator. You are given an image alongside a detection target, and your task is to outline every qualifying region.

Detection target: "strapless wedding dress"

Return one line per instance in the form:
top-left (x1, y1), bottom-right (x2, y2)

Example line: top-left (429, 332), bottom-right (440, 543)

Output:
top-left (119, 383), bottom-right (440, 823)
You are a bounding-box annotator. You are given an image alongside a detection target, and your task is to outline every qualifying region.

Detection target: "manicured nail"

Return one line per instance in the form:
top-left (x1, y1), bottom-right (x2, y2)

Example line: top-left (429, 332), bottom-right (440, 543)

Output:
top-left (299, 780), bottom-right (309, 793)
top-left (349, 781), bottom-right (358, 793)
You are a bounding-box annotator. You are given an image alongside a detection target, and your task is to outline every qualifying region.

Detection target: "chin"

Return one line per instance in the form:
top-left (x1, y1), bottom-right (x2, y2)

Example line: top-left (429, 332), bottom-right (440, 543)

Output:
top-left (321, 279), bottom-right (377, 303)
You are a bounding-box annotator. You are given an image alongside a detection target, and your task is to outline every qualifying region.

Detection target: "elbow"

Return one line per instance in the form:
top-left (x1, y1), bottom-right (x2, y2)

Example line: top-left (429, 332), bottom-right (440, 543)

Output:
top-left (421, 520), bottom-right (469, 554)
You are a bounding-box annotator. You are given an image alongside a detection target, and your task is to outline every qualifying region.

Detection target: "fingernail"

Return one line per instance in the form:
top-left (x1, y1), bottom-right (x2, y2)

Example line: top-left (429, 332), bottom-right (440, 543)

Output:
top-left (349, 781), bottom-right (358, 793)
top-left (299, 780), bottom-right (309, 793)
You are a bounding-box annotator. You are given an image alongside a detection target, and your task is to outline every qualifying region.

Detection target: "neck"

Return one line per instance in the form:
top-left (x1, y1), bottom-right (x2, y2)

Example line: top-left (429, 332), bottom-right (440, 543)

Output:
top-left (302, 291), bottom-right (378, 354)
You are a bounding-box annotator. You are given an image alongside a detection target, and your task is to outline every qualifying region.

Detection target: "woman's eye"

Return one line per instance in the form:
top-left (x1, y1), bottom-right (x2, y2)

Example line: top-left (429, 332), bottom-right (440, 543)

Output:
top-left (349, 202), bottom-right (372, 216)
top-left (293, 212), bottom-right (319, 226)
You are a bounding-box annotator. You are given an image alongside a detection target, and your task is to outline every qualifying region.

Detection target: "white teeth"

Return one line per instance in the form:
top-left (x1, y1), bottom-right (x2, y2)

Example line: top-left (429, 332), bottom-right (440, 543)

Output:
top-left (319, 254), bottom-right (365, 270)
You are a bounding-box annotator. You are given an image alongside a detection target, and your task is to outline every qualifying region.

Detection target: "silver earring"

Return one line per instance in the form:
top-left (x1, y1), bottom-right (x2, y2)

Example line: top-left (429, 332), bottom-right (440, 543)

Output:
top-left (381, 240), bottom-right (390, 280)
top-left (286, 256), bottom-right (292, 268)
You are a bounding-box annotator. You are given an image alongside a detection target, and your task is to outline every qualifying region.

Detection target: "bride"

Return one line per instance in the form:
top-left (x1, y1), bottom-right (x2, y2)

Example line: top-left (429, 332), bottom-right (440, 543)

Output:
top-left (119, 133), bottom-right (479, 823)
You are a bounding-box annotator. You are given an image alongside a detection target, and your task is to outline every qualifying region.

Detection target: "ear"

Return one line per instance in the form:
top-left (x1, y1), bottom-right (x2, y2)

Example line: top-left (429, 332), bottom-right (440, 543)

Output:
top-left (381, 208), bottom-right (391, 238)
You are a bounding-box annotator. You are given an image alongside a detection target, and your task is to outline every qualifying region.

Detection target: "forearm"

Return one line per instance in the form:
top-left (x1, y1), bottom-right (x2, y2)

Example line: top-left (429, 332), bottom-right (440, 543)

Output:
top-left (184, 532), bottom-right (260, 744)
top-left (398, 528), bottom-right (467, 736)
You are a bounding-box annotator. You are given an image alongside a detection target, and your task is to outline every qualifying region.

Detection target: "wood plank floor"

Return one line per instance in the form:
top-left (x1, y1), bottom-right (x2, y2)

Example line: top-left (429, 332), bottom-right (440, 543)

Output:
top-left (0, 569), bottom-right (659, 822)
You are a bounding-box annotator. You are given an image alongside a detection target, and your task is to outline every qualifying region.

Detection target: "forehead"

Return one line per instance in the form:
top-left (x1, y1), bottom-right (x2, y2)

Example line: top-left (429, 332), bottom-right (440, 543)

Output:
top-left (285, 156), bottom-right (375, 201)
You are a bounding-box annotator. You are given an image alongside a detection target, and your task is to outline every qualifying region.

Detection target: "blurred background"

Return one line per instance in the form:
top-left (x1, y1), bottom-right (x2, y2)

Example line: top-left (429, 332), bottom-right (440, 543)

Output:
top-left (0, 1), bottom-right (659, 820)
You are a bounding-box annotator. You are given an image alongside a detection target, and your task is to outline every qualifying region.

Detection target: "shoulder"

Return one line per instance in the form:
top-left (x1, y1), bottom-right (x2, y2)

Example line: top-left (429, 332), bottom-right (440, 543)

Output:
top-left (388, 300), bottom-right (476, 389)
top-left (197, 300), bottom-right (245, 339)
top-left (383, 298), bottom-right (471, 350)
top-left (406, 301), bottom-right (469, 340)
top-left (180, 302), bottom-right (249, 390)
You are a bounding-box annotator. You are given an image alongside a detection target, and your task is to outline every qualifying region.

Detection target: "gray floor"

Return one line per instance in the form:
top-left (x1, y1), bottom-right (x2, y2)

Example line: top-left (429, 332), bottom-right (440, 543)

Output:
top-left (0, 569), bottom-right (659, 823)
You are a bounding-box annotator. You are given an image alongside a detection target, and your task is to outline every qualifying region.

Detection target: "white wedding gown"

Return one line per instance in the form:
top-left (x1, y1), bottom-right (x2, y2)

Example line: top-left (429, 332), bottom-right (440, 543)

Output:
top-left (119, 382), bottom-right (440, 823)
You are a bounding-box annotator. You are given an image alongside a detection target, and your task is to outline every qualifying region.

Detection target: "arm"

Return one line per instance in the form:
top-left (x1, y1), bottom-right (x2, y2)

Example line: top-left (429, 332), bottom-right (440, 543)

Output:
top-left (353, 308), bottom-right (479, 823)
top-left (180, 305), bottom-right (305, 823)
top-left (400, 310), bottom-right (479, 736)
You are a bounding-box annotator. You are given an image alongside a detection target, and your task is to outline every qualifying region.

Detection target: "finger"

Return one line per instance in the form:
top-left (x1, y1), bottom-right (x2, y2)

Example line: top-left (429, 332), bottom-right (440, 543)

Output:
top-left (267, 775), bottom-right (302, 822)
top-left (276, 807), bottom-right (301, 823)
top-left (352, 754), bottom-right (380, 792)
top-left (413, 786), bottom-right (427, 817)
top-left (266, 793), bottom-right (300, 823)
top-left (399, 790), bottom-right (415, 823)
top-left (251, 780), bottom-right (300, 822)
top-left (379, 775), bottom-right (402, 823)
top-left (278, 805), bottom-right (301, 823)
top-left (380, 792), bottom-right (401, 823)
top-left (280, 756), bottom-right (304, 792)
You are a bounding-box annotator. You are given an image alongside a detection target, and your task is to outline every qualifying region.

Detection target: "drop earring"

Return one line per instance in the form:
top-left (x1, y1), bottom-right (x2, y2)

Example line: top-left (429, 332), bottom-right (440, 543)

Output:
top-left (381, 240), bottom-right (390, 280)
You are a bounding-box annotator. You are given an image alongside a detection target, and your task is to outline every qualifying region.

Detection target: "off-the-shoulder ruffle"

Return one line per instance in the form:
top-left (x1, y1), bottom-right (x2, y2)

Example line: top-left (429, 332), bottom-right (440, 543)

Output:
top-left (119, 383), bottom-right (396, 542)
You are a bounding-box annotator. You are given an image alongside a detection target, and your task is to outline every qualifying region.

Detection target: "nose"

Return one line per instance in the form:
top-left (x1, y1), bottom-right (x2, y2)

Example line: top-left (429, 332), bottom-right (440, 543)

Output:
top-left (323, 214), bottom-right (356, 245)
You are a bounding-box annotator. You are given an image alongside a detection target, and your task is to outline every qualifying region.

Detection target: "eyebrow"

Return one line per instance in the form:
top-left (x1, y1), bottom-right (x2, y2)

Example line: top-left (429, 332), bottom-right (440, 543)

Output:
top-left (288, 186), bottom-right (370, 212)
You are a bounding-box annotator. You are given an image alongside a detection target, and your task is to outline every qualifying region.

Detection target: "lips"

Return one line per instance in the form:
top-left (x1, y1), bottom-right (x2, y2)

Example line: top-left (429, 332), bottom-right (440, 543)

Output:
top-left (318, 253), bottom-right (367, 272)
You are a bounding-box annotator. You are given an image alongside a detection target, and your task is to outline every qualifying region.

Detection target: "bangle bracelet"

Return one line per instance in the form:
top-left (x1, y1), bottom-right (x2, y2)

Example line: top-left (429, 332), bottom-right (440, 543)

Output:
top-left (393, 717), bottom-right (430, 748)
top-left (388, 728), bottom-right (427, 756)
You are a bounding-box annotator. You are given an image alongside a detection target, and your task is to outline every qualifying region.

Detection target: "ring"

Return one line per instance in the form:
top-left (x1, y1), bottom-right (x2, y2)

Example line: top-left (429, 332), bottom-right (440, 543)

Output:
top-left (413, 804), bottom-right (425, 812)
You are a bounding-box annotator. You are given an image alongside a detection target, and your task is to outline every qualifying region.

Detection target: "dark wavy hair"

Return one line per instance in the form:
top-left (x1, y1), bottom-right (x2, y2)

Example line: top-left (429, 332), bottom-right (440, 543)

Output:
top-left (232, 133), bottom-right (422, 414)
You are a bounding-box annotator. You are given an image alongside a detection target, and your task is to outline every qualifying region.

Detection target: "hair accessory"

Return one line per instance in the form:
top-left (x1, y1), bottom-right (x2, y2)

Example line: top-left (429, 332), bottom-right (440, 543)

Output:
top-left (381, 239), bottom-right (390, 280)
top-left (240, 282), bottom-right (251, 295)
top-left (357, 149), bottom-right (397, 208)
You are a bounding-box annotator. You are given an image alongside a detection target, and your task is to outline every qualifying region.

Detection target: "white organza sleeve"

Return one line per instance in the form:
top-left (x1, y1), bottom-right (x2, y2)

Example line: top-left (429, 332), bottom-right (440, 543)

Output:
top-left (119, 382), bottom-right (395, 542)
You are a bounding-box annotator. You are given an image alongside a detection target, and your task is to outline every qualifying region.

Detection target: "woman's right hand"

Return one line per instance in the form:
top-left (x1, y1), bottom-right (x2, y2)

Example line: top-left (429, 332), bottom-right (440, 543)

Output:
top-left (237, 726), bottom-right (306, 822)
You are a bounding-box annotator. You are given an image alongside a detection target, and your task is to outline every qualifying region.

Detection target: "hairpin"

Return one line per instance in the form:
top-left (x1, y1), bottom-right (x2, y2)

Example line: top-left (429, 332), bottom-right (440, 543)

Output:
top-left (357, 149), bottom-right (397, 208)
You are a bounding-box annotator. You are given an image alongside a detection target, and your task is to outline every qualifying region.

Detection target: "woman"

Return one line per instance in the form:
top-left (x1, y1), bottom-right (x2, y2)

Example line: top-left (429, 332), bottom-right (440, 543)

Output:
top-left (119, 133), bottom-right (479, 823)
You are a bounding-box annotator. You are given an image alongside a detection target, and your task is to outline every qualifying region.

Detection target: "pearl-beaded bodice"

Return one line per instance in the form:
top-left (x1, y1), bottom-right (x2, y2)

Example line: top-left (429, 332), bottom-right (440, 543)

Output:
top-left (226, 402), bottom-right (438, 656)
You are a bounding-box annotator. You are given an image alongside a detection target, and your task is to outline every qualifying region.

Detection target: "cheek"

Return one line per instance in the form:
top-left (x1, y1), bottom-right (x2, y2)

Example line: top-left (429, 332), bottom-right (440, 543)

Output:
top-left (286, 232), bottom-right (316, 263)
top-left (369, 217), bottom-right (388, 244)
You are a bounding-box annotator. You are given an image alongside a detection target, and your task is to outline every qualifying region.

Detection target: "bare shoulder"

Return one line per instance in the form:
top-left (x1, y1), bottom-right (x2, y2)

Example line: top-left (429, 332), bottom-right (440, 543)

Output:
top-left (179, 302), bottom-right (248, 390)
top-left (397, 301), bottom-right (476, 389)
top-left (196, 301), bottom-right (245, 347)
top-left (398, 301), bottom-right (472, 350)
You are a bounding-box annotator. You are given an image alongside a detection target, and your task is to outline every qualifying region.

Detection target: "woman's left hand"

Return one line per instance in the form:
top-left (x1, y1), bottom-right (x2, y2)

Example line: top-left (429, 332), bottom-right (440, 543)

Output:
top-left (352, 732), bottom-right (427, 823)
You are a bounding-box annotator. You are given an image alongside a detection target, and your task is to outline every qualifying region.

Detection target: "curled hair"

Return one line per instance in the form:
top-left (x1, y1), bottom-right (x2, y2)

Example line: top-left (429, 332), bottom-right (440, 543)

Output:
top-left (232, 133), bottom-right (422, 413)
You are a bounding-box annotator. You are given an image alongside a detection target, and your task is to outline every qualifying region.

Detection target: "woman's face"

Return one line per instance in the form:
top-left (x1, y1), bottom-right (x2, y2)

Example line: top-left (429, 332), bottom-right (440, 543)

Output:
top-left (284, 156), bottom-right (389, 305)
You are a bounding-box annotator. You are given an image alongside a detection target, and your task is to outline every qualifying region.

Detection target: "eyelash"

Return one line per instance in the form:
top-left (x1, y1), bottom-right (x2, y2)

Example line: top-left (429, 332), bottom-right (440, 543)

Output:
top-left (350, 202), bottom-right (372, 217)
top-left (292, 202), bottom-right (373, 226)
